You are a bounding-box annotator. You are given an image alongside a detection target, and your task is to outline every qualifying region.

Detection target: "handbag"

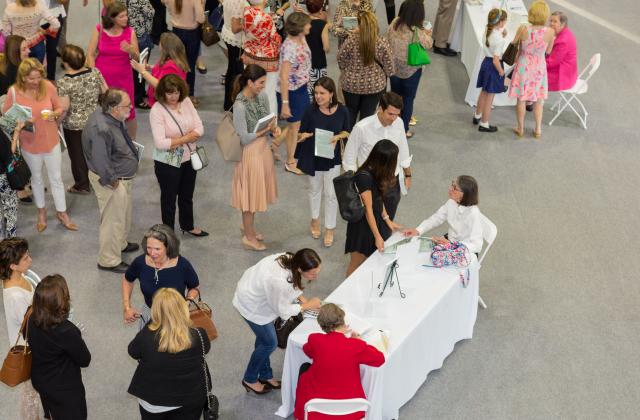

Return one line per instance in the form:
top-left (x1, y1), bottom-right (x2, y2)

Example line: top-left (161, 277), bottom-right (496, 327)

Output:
top-left (274, 313), bottom-right (303, 349)
top-left (502, 42), bottom-right (519, 66)
top-left (201, 12), bottom-right (220, 47)
top-left (188, 292), bottom-right (218, 341)
top-left (430, 241), bottom-right (471, 268)
top-left (407, 28), bottom-right (430, 66)
top-left (215, 111), bottom-right (242, 162)
top-left (333, 170), bottom-right (364, 223)
top-left (0, 308), bottom-right (32, 387)
top-left (159, 103), bottom-right (207, 171)
top-left (195, 329), bottom-right (220, 420)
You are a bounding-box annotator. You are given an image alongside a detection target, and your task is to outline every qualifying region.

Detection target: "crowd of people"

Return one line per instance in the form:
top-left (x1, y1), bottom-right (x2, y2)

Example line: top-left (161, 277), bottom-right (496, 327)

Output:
top-left (0, 0), bottom-right (581, 418)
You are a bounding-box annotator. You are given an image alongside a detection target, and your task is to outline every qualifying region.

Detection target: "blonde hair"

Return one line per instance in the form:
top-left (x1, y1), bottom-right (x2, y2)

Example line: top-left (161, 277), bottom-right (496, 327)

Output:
top-left (15, 58), bottom-right (46, 100)
top-left (485, 9), bottom-right (508, 47)
top-left (148, 288), bottom-right (193, 353)
top-left (357, 11), bottom-right (379, 67)
top-left (528, 0), bottom-right (550, 26)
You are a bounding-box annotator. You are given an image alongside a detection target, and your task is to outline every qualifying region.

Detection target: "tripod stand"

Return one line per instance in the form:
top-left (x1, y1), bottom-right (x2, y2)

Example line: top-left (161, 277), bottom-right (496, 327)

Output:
top-left (378, 260), bottom-right (406, 298)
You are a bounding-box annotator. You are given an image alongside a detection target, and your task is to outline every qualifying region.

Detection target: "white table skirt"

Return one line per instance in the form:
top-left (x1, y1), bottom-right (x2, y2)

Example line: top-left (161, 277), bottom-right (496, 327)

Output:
top-left (450, 0), bottom-right (529, 107)
top-left (275, 248), bottom-right (480, 420)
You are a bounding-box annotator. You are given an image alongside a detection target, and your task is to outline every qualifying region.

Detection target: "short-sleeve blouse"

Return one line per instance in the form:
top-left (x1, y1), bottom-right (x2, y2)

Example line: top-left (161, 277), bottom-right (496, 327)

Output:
top-left (277, 37), bottom-right (311, 91)
top-left (56, 68), bottom-right (104, 130)
top-left (124, 255), bottom-right (200, 307)
top-left (243, 6), bottom-right (281, 60)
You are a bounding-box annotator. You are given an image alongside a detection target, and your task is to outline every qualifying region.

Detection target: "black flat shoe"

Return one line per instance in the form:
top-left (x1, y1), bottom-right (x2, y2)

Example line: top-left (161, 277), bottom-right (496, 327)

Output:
top-left (122, 242), bottom-right (140, 253)
top-left (241, 380), bottom-right (271, 395)
top-left (433, 46), bottom-right (457, 57)
top-left (478, 125), bottom-right (498, 133)
top-left (526, 104), bottom-right (534, 112)
top-left (197, 64), bottom-right (208, 74)
top-left (259, 379), bottom-right (281, 389)
top-left (472, 116), bottom-right (480, 125)
top-left (181, 229), bottom-right (210, 237)
top-left (19, 196), bottom-right (33, 204)
top-left (97, 262), bottom-right (130, 273)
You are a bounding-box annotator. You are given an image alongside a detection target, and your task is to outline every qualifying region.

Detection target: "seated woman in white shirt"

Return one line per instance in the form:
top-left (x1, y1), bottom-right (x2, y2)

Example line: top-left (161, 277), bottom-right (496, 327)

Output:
top-left (232, 249), bottom-right (323, 395)
top-left (404, 175), bottom-right (483, 254)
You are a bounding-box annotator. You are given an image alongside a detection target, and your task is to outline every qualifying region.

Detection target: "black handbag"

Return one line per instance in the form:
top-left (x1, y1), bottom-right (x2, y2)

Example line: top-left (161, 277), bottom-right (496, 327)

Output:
top-left (274, 313), bottom-right (303, 349)
top-left (6, 152), bottom-right (31, 191)
top-left (333, 170), bottom-right (364, 223)
top-left (195, 329), bottom-right (219, 420)
top-left (502, 42), bottom-right (519, 66)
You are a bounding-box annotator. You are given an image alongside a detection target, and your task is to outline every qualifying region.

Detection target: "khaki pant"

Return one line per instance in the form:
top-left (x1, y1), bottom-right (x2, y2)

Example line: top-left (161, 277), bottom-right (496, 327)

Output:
top-left (88, 172), bottom-right (133, 267)
top-left (433, 0), bottom-right (458, 48)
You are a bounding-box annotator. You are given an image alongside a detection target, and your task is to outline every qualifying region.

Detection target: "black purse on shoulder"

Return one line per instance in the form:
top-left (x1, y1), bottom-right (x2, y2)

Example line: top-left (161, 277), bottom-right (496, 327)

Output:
top-left (195, 329), bottom-right (219, 420)
top-left (6, 150), bottom-right (31, 191)
top-left (333, 170), bottom-right (365, 223)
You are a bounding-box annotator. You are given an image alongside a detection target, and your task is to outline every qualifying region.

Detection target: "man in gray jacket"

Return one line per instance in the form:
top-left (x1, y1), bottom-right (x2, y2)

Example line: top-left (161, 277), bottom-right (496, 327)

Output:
top-left (83, 89), bottom-right (140, 273)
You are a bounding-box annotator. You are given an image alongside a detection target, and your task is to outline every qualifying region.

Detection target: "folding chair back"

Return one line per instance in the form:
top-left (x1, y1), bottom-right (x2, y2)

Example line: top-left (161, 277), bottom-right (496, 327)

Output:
top-left (478, 213), bottom-right (497, 265)
top-left (304, 398), bottom-right (371, 420)
top-left (582, 53), bottom-right (601, 82)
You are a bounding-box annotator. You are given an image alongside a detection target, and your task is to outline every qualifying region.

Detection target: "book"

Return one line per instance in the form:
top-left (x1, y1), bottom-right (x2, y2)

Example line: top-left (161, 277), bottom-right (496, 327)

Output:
top-left (252, 113), bottom-right (276, 134)
top-left (342, 16), bottom-right (357, 31)
top-left (133, 141), bottom-right (145, 162)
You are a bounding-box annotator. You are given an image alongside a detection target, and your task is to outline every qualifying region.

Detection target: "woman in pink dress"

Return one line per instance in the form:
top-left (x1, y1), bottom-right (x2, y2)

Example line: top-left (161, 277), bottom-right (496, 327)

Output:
top-left (87, 2), bottom-right (140, 139)
top-left (508, 1), bottom-right (554, 139)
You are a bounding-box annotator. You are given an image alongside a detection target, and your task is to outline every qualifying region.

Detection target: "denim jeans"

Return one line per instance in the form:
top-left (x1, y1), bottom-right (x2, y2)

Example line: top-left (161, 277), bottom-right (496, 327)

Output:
top-left (134, 34), bottom-right (154, 104)
top-left (44, 15), bottom-right (65, 80)
top-left (29, 41), bottom-right (46, 63)
top-left (242, 318), bottom-right (277, 383)
top-left (173, 27), bottom-right (201, 96)
top-left (390, 68), bottom-right (423, 132)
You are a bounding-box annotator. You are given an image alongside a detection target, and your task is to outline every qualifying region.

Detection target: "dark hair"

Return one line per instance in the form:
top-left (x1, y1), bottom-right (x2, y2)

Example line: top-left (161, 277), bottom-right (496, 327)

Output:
top-left (276, 249), bottom-right (321, 291)
top-left (359, 139), bottom-right (398, 194)
top-left (61, 44), bottom-right (86, 70)
top-left (101, 88), bottom-right (126, 112)
top-left (0, 238), bottom-right (29, 280)
top-left (175, 0), bottom-right (183, 14)
top-left (155, 74), bottom-right (188, 103)
top-left (394, 0), bottom-right (425, 31)
top-left (3, 35), bottom-right (26, 68)
top-left (231, 64), bottom-right (267, 106)
top-left (31, 275), bottom-right (71, 330)
top-left (286, 11), bottom-right (311, 36)
top-left (102, 2), bottom-right (127, 29)
top-left (317, 303), bottom-right (346, 333)
top-left (457, 175), bottom-right (479, 206)
top-left (379, 91), bottom-right (404, 111)
top-left (306, 0), bottom-right (324, 14)
top-left (313, 76), bottom-right (339, 108)
top-left (141, 224), bottom-right (180, 259)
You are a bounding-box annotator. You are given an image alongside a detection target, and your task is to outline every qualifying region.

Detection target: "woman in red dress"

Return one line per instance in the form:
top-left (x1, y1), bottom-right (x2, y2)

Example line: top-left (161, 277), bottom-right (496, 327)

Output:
top-left (295, 303), bottom-right (385, 420)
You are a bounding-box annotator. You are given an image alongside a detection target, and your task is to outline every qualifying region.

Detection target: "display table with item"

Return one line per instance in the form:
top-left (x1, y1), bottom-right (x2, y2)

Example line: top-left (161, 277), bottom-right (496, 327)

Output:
top-left (449, 0), bottom-right (529, 106)
top-left (275, 240), bottom-right (480, 420)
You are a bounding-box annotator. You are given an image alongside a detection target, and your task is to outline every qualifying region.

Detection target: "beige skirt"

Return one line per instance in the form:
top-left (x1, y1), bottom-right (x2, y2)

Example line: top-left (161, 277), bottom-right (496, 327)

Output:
top-left (231, 137), bottom-right (278, 213)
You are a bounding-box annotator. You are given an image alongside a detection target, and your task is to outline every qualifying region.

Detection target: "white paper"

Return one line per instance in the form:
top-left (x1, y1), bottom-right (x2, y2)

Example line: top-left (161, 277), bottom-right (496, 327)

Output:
top-left (138, 48), bottom-right (150, 82)
top-left (396, 238), bottom-right (420, 270)
top-left (252, 113), bottom-right (276, 133)
top-left (133, 141), bottom-right (145, 162)
top-left (314, 128), bottom-right (335, 159)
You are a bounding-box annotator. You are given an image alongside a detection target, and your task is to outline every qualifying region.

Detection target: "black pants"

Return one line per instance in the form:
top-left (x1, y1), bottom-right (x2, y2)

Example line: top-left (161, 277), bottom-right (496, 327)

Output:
top-left (63, 129), bottom-right (90, 191)
top-left (134, 68), bottom-right (147, 105)
top-left (173, 27), bottom-right (201, 96)
top-left (150, 0), bottom-right (168, 45)
top-left (298, 362), bottom-right (311, 380)
top-left (384, 0), bottom-right (396, 24)
top-left (155, 160), bottom-right (197, 231)
top-left (343, 90), bottom-right (383, 128)
top-left (139, 402), bottom-right (203, 420)
top-left (44, 15), bottom-right (64, 80)
top-left (224, 44), bottom-right (244, 111)
top-left (383, 179), bottom-right (401, 221)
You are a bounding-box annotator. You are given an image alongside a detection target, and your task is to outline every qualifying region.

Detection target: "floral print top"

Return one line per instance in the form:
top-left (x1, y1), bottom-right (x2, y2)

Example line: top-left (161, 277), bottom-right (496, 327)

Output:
top-left (386, 19), bottom-right (433, 79)
top-left (277, 37), bottom-right (311, 92)
top-left (331, 0), bottom-right (373, 44)
top-left (56, 68), bottom-right (105, 131)
top-left (509, 27), bottom-right (548, 101)
top-left (243, 6), bottom-right (282, 60)
top-left (337, 33), bottom-right (395, 95)
top-left (127, 0), bottom-right (155, 38)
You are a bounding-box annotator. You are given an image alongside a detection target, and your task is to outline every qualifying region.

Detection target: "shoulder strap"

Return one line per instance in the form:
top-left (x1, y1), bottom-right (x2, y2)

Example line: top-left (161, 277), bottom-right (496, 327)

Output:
top-left (159, 103), bottom-right (185, 136)
top-left (15, 306), bottom-right (32, 347)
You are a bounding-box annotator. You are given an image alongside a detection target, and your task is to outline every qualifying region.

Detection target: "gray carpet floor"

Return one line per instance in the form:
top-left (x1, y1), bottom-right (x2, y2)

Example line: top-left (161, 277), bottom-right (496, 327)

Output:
top-left (1, 0), bottom-right (639, 419)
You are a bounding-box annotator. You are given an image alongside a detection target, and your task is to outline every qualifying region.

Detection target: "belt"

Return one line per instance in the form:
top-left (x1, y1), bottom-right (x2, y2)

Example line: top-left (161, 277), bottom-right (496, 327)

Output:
top-left (118, 176), bottom-right (136, 181)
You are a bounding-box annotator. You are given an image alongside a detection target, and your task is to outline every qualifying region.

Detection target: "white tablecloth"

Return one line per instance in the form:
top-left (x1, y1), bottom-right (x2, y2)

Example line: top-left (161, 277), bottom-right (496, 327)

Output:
top-left (275, 248), bottom-right (480, 420)
top-left (449, 0), bottom-right (529, 107)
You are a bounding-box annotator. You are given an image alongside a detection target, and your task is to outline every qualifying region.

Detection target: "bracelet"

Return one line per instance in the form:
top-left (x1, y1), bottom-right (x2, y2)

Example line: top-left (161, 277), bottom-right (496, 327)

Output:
top-left (282, 100), bottom-right (289, 104)
top-left (383, 215), bottom-right (390, 221)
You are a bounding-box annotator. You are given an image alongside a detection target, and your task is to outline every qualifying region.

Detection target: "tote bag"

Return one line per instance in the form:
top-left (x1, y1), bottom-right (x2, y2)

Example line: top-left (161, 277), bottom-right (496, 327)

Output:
top-left (215, 112), bottom-right (242, 162)
top-left (407, 28), bottom-right (430, 66)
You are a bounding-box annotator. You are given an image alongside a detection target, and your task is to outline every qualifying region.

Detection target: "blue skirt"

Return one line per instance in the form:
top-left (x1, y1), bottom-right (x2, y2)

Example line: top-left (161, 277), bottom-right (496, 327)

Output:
top-left (476, 57), bottom-right (505, 94)
top-left (277, 84), bottom-right (310, 123)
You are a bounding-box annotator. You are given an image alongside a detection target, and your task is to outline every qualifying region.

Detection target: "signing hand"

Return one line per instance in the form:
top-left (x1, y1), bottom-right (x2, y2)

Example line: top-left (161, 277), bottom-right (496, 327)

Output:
top-left (403, 228), bottom-right (419, 237)
top-left (124, 307), bottom-right (141, 323)
top-left (375, 235), bottom-right (385, 253)
top-left (298, 132), bottom-right (313, 143)
top-left (302, 297), bottom-right (322, 311)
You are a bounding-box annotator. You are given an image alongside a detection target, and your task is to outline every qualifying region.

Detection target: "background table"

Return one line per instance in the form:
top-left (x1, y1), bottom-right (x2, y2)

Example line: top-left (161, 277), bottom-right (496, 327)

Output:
top-left (275, 247), bottom-right (480, 420)
top-left (449, 0), bottom-right (529, 107)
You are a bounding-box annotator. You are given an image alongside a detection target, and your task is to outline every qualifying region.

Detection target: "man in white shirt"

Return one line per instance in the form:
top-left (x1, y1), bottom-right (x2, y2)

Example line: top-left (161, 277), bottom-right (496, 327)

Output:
top-left (342, 91), bottom-right (412, 219)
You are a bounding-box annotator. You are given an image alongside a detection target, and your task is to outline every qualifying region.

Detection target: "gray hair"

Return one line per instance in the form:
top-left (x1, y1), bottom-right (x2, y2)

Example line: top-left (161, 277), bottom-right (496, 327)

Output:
top-left (141, 224), bottom-right (181, 259)
top-left (551, 11), bottom-right (568, 26)
top-left (317, 303), bottom-right (345, 333)
top-left (101, 88), bottom-right (125, 113)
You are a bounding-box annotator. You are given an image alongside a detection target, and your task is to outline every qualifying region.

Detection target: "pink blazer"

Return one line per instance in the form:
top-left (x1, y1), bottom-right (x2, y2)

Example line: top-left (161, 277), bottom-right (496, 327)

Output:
top-left (546, 27), bottom-right (578, 92)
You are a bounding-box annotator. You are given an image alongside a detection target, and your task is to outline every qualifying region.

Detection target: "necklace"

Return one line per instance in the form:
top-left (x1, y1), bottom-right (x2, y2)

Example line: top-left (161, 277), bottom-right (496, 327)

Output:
top-left (152, 258), bottom-right (170, 286)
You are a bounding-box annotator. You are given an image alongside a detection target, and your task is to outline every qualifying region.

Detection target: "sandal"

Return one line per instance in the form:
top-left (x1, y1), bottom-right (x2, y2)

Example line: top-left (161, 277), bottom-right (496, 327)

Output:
top-left (284, 162), bottom-right (303, 175)
top-left (67, 186), bottom-right (91, 195)
top-left (512, 128), bottom-right (524, 138)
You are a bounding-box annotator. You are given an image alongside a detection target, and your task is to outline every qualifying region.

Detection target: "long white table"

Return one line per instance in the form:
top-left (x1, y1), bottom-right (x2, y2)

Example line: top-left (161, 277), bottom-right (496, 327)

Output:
top-left (449, 0), bottom-right (529, 107)
top-left (275, 247), bottom-right (480, 420)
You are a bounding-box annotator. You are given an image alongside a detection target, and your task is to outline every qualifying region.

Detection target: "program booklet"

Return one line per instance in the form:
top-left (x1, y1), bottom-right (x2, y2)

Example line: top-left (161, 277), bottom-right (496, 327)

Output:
top-left (342, 16), bottom-right (357, 31)
top-left (252, 113), bottom-right (276, 134)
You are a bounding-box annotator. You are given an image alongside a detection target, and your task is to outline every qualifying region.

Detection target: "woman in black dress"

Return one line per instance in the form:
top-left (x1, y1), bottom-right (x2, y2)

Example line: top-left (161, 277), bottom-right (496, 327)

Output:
top-left (345, 139), bottom-right (404, 276)
top-left (296, 77), bottom-right (350, 247)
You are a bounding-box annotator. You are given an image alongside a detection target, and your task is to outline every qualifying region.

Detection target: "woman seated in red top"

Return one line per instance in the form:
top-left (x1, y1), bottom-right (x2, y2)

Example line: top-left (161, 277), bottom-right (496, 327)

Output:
top-left (295, 303), bottom-right (385, 420)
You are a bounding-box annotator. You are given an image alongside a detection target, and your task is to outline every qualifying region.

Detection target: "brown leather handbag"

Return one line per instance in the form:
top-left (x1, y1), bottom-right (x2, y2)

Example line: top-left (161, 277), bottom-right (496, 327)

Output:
top-left (201, 13), bottom-right (220, 47)
top-left (502, 42), bottom-right (519, 66)
top-left (188, 295), bottom-right (218, 341)
top-left (0, 308), bottom-right (32, 387)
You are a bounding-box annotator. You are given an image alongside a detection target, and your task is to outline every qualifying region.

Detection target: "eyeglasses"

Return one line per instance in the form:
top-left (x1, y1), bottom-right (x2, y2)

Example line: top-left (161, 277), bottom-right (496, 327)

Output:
top-left (117, 103), bottom-right (133, 110)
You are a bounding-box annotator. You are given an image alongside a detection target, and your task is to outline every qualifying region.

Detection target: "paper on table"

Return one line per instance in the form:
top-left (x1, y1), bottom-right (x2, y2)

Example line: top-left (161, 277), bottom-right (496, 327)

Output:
top-left (344, 311), bottom-right (373, 337)
top-left (396, 238), bottom-right (420, 269)
top-left (314, 128), bottom-right (335, 159)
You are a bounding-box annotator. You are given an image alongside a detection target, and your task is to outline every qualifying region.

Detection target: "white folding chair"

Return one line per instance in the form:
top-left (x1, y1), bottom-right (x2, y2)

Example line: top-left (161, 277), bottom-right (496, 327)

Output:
top-left (304, 398), bottom-right (371, 420)
top-left (477, 213), bottom-right (498, 309)
top-left (548, 53), bottom-right (601, 129)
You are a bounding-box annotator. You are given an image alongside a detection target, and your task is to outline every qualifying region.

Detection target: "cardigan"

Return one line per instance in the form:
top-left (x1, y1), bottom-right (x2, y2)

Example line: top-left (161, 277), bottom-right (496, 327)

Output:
top-left (546, 27), bottom-right (578, 92)
top-left (128, 326), bottom-right (211, 406)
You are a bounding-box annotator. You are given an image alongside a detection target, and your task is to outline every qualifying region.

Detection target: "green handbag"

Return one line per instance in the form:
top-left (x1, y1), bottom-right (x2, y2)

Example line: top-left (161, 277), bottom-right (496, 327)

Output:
top-left (407, 28), bottom-right (430, 66)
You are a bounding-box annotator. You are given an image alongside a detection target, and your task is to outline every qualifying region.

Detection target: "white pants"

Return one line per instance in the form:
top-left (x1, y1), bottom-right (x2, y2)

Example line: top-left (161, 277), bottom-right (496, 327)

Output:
top-left (309, 165), bottom-right (340, 229)
top-left (266, 71), bottom-right (279, 116)
top-left (22, 144), bottom-right (67, 212)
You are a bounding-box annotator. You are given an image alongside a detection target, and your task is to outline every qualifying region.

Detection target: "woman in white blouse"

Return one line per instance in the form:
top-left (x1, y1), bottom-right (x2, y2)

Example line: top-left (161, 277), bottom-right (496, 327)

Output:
top-left (0, 237), bottom-right (44, 419)
top-left (404, 175), bottom-right (483, 254)
top-left (232, 249), bottom-right (323, 395)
